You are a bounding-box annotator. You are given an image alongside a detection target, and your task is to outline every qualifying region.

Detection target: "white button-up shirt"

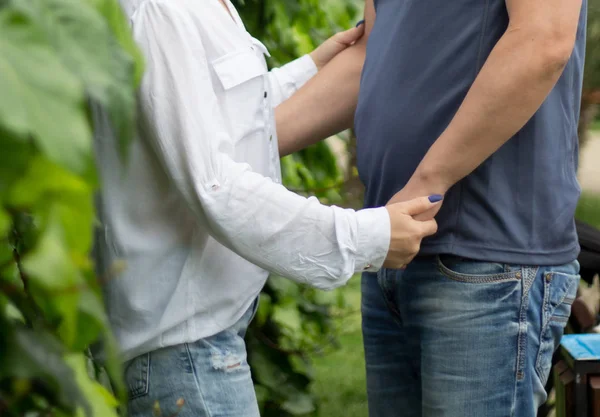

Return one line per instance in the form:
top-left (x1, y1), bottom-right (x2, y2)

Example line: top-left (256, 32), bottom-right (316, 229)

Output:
top-left (93, 0), bottom-right (390, 361)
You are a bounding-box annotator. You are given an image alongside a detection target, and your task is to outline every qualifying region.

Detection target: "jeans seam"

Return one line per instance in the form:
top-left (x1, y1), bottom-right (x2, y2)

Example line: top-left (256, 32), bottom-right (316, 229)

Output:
top-left (534, 277), bottom-right (552, 379)
top-left (128, 353), bottom-right (150, 400)
top-left (436, 256), bottom-right (520, 283)
top-left (511, 266), bottom-right (538, 417)
top-left (184, 342), bottom-right (213, 417)
top-left (534, 273), bottom-right (578, 379)
top-left (377, 270), bottom-right (403, 327)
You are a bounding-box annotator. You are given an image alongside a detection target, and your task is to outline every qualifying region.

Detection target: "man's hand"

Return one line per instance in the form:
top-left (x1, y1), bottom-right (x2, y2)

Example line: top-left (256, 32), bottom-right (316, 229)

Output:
top-left (310, 23), bottom-right (365, 71)
top-left (383, 196), bottom-right (441, 269)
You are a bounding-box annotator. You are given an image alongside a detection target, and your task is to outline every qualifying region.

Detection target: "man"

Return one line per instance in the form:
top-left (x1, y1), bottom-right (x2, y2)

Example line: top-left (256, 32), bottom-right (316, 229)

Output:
top-left (93, 0), bottom-right (440, 415)
top-left (355, 0), bottom-right (586, 416)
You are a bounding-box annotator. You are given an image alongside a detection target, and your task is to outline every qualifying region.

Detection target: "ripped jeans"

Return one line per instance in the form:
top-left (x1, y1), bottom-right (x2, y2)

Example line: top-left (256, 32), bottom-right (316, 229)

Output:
top-left (125, 300), bottom-right (260, 417)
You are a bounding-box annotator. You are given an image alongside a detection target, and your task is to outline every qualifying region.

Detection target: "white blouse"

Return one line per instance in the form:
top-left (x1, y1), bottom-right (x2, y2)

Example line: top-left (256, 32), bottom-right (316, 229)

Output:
top-left (93, 0), bottom-right (390, 361)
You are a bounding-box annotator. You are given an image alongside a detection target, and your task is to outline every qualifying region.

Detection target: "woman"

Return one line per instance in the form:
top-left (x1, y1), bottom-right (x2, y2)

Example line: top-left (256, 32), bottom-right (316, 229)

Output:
top-left (93, 0), bottom-right (441, 415)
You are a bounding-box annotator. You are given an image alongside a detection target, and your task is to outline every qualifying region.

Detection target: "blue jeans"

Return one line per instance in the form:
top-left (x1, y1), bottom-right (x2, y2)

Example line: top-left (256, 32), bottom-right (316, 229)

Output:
top-left (362, 255), bottom-right (580, 417)
top-left (125, 300), bottom-right (260, 417)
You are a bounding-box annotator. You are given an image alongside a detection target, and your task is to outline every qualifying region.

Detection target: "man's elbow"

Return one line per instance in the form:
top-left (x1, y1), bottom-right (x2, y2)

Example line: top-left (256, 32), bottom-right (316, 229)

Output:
top-left (535, 27), bottom-right (577, 76)
top-left (542, 39), bottom-right (575, 74)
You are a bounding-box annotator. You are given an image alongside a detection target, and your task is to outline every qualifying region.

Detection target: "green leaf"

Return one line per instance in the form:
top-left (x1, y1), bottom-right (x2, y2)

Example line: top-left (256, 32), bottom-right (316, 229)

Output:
top-left (65, 353), bottom-right (119, 417)
top-left (268, 275), bottom-right (301, 298)
top-left (254, 384), bottom-right (269, 411)
top-left (255, 293), bottom-right (272, 327)
top-left (248, 343), bottom-right (290, 390)
top-left (71, 288), bottom-right (107, 350)
top-left (90, 0), bottom-right (144, 86)
top-left (0, 5), bottom-right (91, 173)
top-left (22, 208), bottom-right (82, 346)
top-left (281, 391), bottom-right (315, 415)
top-left (9, 156), bottom-right (95, 253)
top-left (0, 209), bottom-right (10, 238)
top-left (92, 330), bottom-right (126, 405)
top-left (272, 302), bottom-right (302, 333)
top-left (0, 321), bottom-right (88, 412)
top-left (13, 0), bottom-right (139, 153)
top-left (22, 209), bottom-right (80, 291)
top-left (0, 131), bottom-right (33, 199)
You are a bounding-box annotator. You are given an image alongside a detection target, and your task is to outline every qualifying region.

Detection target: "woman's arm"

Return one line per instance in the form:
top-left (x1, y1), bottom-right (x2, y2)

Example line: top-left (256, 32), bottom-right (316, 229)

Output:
top-left (132, 0), bottom-right (436, 287)
top-left (276, 0), bottom-right (376, 157)
top-left (266, 23), bottom-right (365, 109)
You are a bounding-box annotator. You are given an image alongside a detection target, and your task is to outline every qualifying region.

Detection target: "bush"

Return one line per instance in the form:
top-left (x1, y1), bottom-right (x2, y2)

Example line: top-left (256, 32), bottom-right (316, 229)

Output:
top-left (0, 0), bottom-right (143, 415)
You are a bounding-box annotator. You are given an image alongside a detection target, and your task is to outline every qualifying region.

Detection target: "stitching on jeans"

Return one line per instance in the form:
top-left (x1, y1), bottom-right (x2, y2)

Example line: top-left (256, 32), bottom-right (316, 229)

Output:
top-left (534, 273), bottom-right (579, 378)
top-left (511, 267), bottom-right (538, 417)
top-left (128, 353), bottom-right (150, 399)
top-left (550, 316), bottom-right (570, 323)
top-left (377, 270), bottom-right (403, 327)
top-left (541, 274), bottom-right (579, 331)
top-left (534, 274), bottom-right (553, 379)
top-left (184, 343), bottom-right (213, 417)
top-left (437, 256), bottom-right (520, 283)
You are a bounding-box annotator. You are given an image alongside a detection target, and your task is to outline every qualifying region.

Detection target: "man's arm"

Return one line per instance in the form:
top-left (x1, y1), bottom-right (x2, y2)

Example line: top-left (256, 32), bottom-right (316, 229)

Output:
top-left (276, 0), bottom-right (376, 157)
top-left (392, 0), bottom-right (583, 208)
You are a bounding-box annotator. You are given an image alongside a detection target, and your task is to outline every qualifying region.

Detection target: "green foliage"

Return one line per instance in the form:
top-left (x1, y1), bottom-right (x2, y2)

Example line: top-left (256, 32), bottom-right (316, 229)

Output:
top-left (578, 0), bottom-right (600, 147)
top-left (576, 191), bottom-right (600, 229)
top-left (0, 0), bottom-right (142, 415)
top-left (584, 0), bottom-right (600, 92)
top-left (233, 0), bottom-right (363, 415)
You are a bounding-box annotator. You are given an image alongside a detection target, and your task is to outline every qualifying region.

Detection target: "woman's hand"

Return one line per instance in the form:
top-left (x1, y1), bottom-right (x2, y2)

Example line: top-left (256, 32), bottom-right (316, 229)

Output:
top-left (383, 196), bottom-right (441, 269)
top-left (309, 21), bottom-right (365, 70)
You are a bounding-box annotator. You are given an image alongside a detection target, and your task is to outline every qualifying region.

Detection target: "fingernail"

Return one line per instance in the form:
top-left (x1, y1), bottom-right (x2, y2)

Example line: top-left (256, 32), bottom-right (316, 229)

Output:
top-left (428, 194), bottom-right (443, 203)
top-left (356, 19), bottom-right (365, 27)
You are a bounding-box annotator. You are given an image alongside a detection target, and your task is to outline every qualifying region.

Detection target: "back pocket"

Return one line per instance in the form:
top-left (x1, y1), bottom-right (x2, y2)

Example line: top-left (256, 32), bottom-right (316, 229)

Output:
top-left (124, 352), bottom-right (150, 400)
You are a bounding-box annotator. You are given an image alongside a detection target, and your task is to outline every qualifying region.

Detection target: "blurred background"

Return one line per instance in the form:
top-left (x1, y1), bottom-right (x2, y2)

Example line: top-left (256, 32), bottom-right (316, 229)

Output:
top-left (1, 0), bottom-right (600, 416)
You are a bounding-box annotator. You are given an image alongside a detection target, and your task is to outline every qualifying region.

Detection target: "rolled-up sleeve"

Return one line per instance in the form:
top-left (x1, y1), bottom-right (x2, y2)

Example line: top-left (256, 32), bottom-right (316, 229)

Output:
top-left (268, 54), bottom-right (318, 107)
top-left (131, 0), bottom-right (389, 290)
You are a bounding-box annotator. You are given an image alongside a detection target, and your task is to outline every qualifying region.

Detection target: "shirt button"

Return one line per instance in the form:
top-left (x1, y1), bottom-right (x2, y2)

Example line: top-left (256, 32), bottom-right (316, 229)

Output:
top-left (264, 91), bottom-right (267, 98)
top-left (269, 135), bottom-right (273, 141)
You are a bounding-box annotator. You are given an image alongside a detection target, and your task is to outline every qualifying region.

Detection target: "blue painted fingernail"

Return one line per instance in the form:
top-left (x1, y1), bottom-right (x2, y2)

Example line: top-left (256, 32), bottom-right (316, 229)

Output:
top-left (356, 19), bottom-right (365, 27)
top-left (428, 194), bottom-right (443, 203)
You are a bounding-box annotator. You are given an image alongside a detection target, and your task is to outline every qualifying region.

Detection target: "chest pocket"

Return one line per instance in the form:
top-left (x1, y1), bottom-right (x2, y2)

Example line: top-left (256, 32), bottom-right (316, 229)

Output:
top-left (211, 48), bottom-right (267, 138)
top-left (211, 48), bottom-right (267, 90)
top-left (210, 48), bottom-right (271, 170)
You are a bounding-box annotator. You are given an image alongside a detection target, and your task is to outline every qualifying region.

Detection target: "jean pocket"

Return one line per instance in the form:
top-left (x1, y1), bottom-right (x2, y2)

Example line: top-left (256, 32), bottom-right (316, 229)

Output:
top-left (437, 255), bottom-right (521, 284)
top-left (124, 352), bottom-right (150, 400)
top-left (535, 270), bottom-right (580, 383)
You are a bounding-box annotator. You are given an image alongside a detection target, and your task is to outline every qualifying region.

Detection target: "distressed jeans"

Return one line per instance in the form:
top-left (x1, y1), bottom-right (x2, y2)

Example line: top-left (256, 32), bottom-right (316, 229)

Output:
top-left (125, 300), bottom-right (260, 417)
top-left (362, 255), bottom-right (580, 417)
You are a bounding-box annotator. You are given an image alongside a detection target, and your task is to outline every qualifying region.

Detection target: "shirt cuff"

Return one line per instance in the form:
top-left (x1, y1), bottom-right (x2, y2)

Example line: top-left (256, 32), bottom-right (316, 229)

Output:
top-left (354, 207), bottom-right (391, 272)
top-left (280, 54), bottom-right (318, 90)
